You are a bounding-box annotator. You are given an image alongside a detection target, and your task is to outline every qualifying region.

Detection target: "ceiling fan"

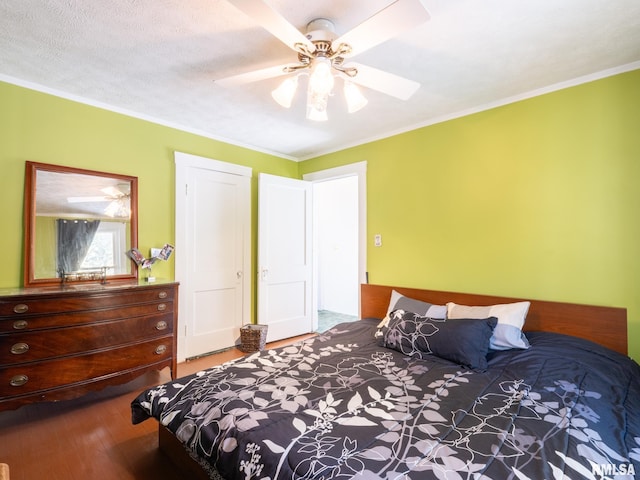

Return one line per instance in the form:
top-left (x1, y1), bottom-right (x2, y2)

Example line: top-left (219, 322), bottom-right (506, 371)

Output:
top-left (216, 0), bottom-right (431, 121)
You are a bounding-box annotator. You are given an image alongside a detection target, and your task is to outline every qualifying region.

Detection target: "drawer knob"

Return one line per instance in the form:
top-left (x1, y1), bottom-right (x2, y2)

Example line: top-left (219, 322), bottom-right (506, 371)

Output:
top-left (13, 304), bottom-right (29, 314)
top-left (13, 319), bottom-right (29, 330)
top-left (157, 303), bottom-right (167, 311)
top-left (11, 343), bottom-right (30, 355)
top-left (158, 291), bottom-right (168, 299)
top-left (154, 344), bottom-right (167, 355)
top-left (10, 374), bottom-right (29, 387)
top-left (155, 320), bottom-right (168, 331)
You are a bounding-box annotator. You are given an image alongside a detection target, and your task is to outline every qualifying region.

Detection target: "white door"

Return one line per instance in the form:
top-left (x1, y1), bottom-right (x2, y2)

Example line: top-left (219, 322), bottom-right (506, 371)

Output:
top-left (258, 173), bottom-right (314, 342)
top-left (175, 152), bottom-right (251, 360)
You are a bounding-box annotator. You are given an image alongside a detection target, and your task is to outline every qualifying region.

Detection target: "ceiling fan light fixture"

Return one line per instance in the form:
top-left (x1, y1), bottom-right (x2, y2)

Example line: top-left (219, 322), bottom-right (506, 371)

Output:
top-left (308, 57), bottom-right (334, 96)
top-left (306, 104), bottom-right (328, 122)
top-left (306, 85), bottom-right (329, 121)
top-left (344, 81), bottom-right (368, 113)
top-left (271, 75), bottom-right (298, 108)
top-left (305, 56), bottom-right (334, 121)
top-left (104, 197), bottom-right (130, 218)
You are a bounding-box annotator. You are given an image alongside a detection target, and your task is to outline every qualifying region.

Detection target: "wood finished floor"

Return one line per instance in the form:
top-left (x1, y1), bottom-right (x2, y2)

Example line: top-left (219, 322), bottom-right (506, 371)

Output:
top-left (0, 334), bottom-right (314, 480)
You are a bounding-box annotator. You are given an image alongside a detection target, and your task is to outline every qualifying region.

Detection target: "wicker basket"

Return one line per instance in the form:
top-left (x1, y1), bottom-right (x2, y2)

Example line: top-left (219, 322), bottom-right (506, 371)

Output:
top-left (239, 324), bottom-right (268, 353)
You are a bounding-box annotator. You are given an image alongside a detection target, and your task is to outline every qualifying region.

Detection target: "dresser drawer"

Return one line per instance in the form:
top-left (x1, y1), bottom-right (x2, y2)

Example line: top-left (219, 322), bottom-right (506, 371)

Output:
top-left (0, 313), bottom-right (174, 365)
top-left (0, 336), bottom-right (173, 398)
top-left (0, 281), bottom-right (178, 410)
top-left (0, 286), bottom-right (175, 316)
top-left (0, 301), bottom-right (174, 333)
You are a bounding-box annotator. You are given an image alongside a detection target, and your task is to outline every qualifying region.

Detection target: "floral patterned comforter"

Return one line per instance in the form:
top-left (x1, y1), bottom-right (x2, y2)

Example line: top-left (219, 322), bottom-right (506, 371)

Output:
top-left (131, 319), bottom-right (640, 479)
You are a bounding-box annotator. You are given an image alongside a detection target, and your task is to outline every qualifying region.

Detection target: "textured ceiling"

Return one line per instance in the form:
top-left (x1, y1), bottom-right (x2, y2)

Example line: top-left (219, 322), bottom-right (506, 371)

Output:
top-left (1, 0), bottom-right (639, 160)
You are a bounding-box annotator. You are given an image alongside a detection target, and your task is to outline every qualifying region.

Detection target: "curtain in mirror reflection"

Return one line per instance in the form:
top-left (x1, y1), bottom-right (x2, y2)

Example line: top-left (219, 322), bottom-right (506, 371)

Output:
top-left (56, 219), bottom-right (100, 274)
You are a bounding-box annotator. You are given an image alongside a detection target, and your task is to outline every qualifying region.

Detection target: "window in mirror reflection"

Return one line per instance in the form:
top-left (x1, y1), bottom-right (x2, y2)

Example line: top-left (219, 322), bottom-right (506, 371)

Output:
top-left (34, 217), bottom-right (131, 278)
top-left (80, 221), bottom-right (128, 274)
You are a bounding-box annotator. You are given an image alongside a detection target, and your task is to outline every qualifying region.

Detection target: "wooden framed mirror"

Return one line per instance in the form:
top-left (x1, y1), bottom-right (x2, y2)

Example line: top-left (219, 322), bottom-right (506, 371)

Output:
top-left (24, 161), bottom-right (139, 287)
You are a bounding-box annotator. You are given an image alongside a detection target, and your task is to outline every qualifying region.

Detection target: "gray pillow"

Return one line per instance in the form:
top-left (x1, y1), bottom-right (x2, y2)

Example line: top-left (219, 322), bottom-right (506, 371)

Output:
top-left (381, 309), bottom-right (498, 371)
top-left (386, 290), bottom-right (447, 319)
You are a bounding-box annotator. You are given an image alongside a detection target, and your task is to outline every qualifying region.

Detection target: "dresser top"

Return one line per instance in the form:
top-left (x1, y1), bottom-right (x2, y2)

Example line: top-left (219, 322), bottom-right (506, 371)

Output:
top-left (0, 279), bottom-right (178, 299)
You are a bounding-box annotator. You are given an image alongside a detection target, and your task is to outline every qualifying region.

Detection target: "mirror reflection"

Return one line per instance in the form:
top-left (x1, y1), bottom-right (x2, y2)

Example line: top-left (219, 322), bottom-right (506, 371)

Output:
top-left (25, 162), bottom-right (138, 286)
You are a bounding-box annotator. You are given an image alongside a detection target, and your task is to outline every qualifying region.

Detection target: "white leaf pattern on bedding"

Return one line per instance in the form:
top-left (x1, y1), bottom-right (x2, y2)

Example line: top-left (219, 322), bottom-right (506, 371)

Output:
top-left (239, 443), bottom-right (265, 479)
top-left (131, 322), bottom-right (640, 480)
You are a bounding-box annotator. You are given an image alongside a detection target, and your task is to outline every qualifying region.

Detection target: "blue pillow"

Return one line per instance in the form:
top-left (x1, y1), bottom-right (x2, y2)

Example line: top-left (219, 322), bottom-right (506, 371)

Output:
top-left (380, 309), bottom-right (498, 371)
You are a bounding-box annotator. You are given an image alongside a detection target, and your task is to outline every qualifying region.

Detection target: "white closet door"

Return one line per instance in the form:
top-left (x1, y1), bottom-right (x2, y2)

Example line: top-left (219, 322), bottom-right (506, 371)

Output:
top-left (175, 152), bottom-right (251, 360)
top-left (258, 173), bottom-right (314, 342)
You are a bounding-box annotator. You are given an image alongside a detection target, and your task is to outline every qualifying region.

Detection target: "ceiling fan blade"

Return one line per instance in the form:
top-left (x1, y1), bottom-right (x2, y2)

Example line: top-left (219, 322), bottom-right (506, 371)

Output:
top-left (67, 196), bottom-right (110, 203)
top-left (101, 186), bottom-right (125, 197)
top-left (227, 0), bottom-right (315, 53)
top-left (332, 0), bottom-right (430, 58)
top-left (215, 64), bottom-right (292, 87)
top-left (345, 63), bottom-right (420, 100)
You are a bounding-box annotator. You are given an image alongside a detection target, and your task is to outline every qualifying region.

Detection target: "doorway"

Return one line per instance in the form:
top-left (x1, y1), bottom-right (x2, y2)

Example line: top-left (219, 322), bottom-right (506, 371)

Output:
top-left (304, 161), bottom-right (367, 330)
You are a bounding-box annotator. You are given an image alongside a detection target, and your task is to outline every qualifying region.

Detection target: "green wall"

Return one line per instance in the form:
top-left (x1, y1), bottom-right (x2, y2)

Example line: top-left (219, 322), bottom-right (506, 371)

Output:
top-left (0, 81), bottom-right (298, 319)
top-left (300, 69), bottom-right (640, 360)
top-left (2, 69), bottom-right (639, 360)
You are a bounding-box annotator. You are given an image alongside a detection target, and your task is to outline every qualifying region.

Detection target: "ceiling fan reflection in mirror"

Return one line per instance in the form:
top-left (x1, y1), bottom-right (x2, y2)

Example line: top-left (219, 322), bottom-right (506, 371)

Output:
top-left (216, 0), bottom-right (431, 121)
top-left (67, 185), bottom-right (131, 218)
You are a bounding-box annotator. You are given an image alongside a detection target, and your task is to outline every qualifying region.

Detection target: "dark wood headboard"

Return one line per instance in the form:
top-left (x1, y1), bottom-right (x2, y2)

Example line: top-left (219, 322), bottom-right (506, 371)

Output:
top-left (361, 284), bottom-right (628, 356)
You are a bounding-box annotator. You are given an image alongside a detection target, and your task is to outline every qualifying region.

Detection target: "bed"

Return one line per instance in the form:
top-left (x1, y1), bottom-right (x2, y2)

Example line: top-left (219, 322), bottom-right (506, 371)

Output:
top-left (131, 284), bottom-right (640, 479)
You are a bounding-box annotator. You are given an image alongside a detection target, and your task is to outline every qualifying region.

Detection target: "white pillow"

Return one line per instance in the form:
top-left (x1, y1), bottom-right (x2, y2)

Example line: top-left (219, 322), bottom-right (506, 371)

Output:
top-left (446, 301), bottom-right (531, 350)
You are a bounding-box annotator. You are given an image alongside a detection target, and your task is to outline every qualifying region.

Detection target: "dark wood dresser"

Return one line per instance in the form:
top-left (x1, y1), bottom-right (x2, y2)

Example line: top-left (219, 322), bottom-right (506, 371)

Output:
top-left (0, 280), bottom-right (178, 411)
